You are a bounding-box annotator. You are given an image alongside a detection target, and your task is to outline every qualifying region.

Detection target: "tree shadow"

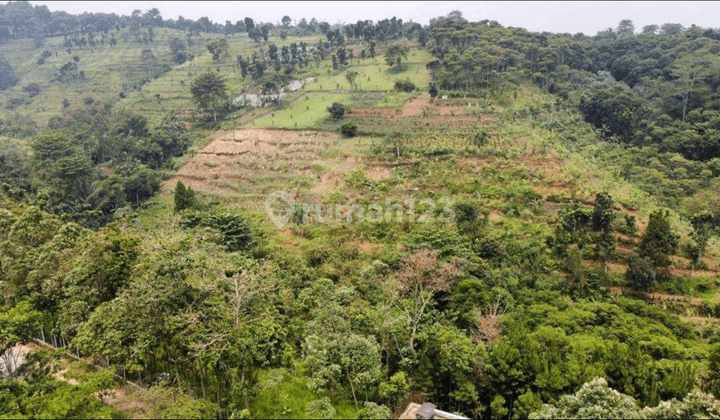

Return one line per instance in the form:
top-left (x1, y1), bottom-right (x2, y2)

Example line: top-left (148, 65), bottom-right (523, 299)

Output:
top-left (385, 65), bottom-right (407, 75)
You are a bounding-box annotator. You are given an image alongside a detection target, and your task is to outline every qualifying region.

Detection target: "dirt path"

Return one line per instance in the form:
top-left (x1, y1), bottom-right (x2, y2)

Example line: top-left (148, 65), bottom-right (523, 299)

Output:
top-left (607, 286), bottom-right (708, 305)
top-left (400, 93), bottom-right (488, 120)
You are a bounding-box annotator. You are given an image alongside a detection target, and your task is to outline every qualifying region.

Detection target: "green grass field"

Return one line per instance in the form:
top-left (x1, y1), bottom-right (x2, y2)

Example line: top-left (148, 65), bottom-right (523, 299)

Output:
top-left (0, 28), bottom-right (210, 126)
top-left (0, 27), bottom-right (433, 130)
top-left (305, 49), bottom-right (432, 93)
top-left (252, 92), bottom-right (351, 128)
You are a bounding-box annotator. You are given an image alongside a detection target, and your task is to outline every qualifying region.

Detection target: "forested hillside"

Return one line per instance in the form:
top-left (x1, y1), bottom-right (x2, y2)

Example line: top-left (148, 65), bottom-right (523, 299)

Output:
top-left (4, 3), bottom-right (720, 419)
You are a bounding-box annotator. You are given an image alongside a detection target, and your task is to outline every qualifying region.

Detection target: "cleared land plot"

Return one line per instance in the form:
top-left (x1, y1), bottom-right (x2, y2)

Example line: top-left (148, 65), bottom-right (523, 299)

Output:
top-left (251, 92), bottom-right (350, 128)
top-left (165, 129), bottom-right (368, 199)
top-left (304, 49), bottom-right (432, 93)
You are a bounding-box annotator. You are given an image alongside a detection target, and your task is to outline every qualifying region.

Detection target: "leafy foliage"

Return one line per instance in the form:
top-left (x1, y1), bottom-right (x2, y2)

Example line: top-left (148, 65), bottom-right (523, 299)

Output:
top-left (341, 121), bottom-right (358, 137)
top-left (385, 43), bottom-right (409, 69)
top-left (181, 212), bottom-right (256, 253)
top-left (5, 7), bottom-right (720, 420)
top-left (327, 102), bottom-right (346, 120)
top-left (394, 78), bottom-right (416, 92)
top-left (174, 180), bottom-right (196, 213)
top-left (637, 209), bottom-right (679, 268)
top-left (190, 72), bottom-right (228, 122)
top-left (532, 377), bottom-right (720, 420)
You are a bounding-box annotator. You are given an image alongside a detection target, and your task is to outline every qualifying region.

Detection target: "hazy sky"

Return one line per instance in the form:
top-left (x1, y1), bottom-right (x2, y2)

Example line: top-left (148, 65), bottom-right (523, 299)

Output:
top-left (19, 1), bottom-right (720, 36)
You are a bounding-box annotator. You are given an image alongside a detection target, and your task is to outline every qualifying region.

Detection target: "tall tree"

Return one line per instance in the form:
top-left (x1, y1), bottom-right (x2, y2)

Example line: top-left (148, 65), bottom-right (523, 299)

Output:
top-left (616, 20), bottom-right (635, 37)
top-left (637, 209), bottom-right (678, 268)
top-left (244, 17), bottom-right (255, 32)
top-left (190, 72), bottom-right (228, 122)
top-left (397, 249), bottom-right (459, 350)
top-left (641, 24), bottom-right (659, 35)
top-left (30, 131), bottom-right (93, 197)
top-left (345, 69), bottom-right (358, 94)
top-left (0, 55), bottom-right (18, 91)
top-left (689, 211), bottom-right (716, 276)
top-left (169, 37), bottom-right (188, 64)
top-left (206, 38), bottom-right (229, 62)
top-left (670, 48), bottom-right (719, 121)
top-left (174, 180), bottom-right (196, 213)
top-left (592, 192), bottom-right (616, 270)
top-left (385, 43), bottom-right (410, 69)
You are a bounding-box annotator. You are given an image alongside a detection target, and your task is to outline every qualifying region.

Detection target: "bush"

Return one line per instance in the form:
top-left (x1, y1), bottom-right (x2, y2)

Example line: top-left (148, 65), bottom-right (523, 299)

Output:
top-left (340, 121), bottom-right (358, 137)
top-left (174, 181), bottom-right (196, 213)
top-left (473, 127), bottom-right (489, 146)
top-left (306, 397), bottom-right (335, 419)
top-left (358, 402), bottom-right (392, 419)
top-left (327, 102), bottom-right (345, 120)
top-left (181, 212), bottom-right (255, 253)
top-left (6, 97), bottom-right (28, 110)
top-left (394, 78), bottom-right (416, 92)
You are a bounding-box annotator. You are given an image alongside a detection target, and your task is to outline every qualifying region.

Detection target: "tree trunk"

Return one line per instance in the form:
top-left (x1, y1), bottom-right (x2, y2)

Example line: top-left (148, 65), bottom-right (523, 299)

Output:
top-left (199, 363), bottom-right (206, 398)
top-left (692, 248), bottom-right (702, 277)
top-left (682, 72), bottom-right (697, 122)
top-left (409, 319), bottom-right (418, 350)
top-left (346, 367), bottom-right (359, 409)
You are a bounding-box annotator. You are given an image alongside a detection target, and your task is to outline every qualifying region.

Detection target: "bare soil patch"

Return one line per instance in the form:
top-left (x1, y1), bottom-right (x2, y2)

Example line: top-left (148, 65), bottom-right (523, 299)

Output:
top-left (366, 164), bottom-right (392, 181)
top-left (312, 156), bottom-right (359, 196)
top-left (402, 94), bottom-right (473, 117)
top-left (349, 107), bottom-right (398, 118)
top-left (101, 386), bottom-right (149, 414)
top-left (165, 129), bottom-right (338, 198)
top-left (401, 94), bottom-right (434, 116)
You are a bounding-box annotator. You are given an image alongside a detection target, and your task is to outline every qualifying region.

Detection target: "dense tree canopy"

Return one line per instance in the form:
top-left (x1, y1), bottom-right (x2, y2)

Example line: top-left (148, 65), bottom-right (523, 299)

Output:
top-left (3, 5), bottom-right (720, 420)
top-left (190, 72), bottom-right (227, 122)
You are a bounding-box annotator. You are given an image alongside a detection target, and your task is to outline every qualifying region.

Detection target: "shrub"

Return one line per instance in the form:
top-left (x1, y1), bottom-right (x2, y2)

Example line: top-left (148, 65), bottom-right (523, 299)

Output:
top-left (394, 78), bottom-right (416, 92)
top-left (306, 397), bottom-right (335, 419)
top-left (174, 181), bottom-right (196, 213)
top-left (358, 402), bottom-right (392, 419)
top-left (327, 102), bottom-right (345, 120)
top-left (341, 121), bottom-right (358, 137)
top-left (473, 127), bottom-right (489, 146)
top-left (181, 212), bottom-right (255, 253)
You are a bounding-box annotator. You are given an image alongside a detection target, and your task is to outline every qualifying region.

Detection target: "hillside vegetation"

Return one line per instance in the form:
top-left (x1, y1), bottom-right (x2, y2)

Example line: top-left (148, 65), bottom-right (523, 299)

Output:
top-left (4, 3), bottom-right (720, 419)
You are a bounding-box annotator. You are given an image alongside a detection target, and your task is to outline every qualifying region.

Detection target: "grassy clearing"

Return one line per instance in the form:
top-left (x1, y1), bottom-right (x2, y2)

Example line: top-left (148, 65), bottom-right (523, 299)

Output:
top-left (251, 367), bottom-right (359, 419)
top-left (305, 51), bottom-right (432, 93)
top-left (252, 92), bottom-right (351, 128)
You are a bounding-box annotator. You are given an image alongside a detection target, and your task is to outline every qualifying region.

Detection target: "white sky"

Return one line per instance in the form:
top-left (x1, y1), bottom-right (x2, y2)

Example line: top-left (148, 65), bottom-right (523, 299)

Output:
top-left (14, 1), bottom-right (720, 36)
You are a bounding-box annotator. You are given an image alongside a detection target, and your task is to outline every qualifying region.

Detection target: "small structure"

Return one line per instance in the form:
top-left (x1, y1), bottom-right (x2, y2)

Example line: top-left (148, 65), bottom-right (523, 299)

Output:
top-left (396, 402), bottom-right (469, 419)
top-left (417, 403), bottom-right (436, 419)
